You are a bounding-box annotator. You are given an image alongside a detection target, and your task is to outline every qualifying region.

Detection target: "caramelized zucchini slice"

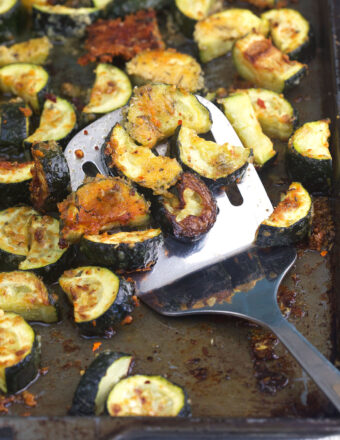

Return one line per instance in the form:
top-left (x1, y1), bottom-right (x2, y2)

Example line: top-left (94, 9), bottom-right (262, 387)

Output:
top-left (0, 161), bottom-right (33, 208)
top-left (219, 92), bottom-right (276, 167)
top-left (0, 63), bottom-right (49, 112)
top-left (255, 182), bottom-right (312, 246)
top-left (105, 123), bottom-right (182, 194)
top-left (125, 84), bottom-right (211, 148)
top-left (59, 266), bottom-right (135, 336)
top-left (70, 351), bottom-right (134, 416)
top-left (58, 176), bottom-right (150, 244)
top-left (107, 375), bottom-right (190, 417)
top-left (174, 0), bottom-right (217, 36)
top-left (25, 97), bottom-right (77, 149)
top-left (232, 32), bottom-right (307, 93)
top-left (234, 88), bottom-right (297, 141)
top-left (0, 98), bottom-right (30, 147)
top-left (194, 9), bottom-right (269, 63)
top-left (30, 141), bottom-right (70, 214)
top-left (0, 311), bottom-right (40, 394)
top-left (262, 9), bottom-right (313, 60)
top-left (83, 64), bottom-right (132, 114)
top-left (287, 120), bottom-right (332, 193)
top-left (153, 172), bottom-right (217, 242)
top-left (0, 206), bottom-right (38, 269)
top-left (172, 126), bottom-right (249, 187)
top-left (126, 49), bottom-right (204, 92)
top-left (0, 271), bottom-right (58, 323)
top-left (80, 229), bottom-right (163, 272)
top-left (0, 37), bottom-right (52, 67)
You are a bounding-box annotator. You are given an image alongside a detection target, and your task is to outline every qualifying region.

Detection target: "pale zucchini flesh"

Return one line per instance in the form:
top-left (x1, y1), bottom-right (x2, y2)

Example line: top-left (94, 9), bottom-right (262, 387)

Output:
top-left (290, 120), bottom-right (331, 159)
top-left (0, 37), bottom-right (52, 67)
top-left (175, 0), bottom-right (215, 21)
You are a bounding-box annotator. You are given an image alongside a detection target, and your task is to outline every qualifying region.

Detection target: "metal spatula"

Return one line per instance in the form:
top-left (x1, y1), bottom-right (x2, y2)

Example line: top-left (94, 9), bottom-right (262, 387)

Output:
top-left (65, 97), bottom-right (340, 412)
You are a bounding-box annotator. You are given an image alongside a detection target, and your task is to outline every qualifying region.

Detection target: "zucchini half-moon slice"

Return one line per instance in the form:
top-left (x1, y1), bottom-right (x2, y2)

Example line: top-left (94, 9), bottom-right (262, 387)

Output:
top-left (83, 64), bottom-right (132, 114)
top-left (0, 63), bottom-right (49, 112)
top-left (0, 271), bottom-right (58, 323)
top-left (70, 351), bottom-right (134, 416)
top-left (79, 229), bottom-right (163, 272)
top-left (107, 374), bottom-right (191, 417)
top-left (59, 266), bottom-right (135, 336)
top-left (0, 161), bottom-right (33, 208)
top-left (232, 32), bottom-right (307, 93)
top-left (0, 311), bottom-right (40, 394)
top-left (0, 37), bottom-right (52, 67)
top-left (255, 182), bottom-right (312, 247)
top-left (0, 99), bottom-right (30, 147)
top-left (286, 119), bottom-right (332, 194)
top-left (174, 0), bottom-right (217, 36)
top-left (172, 126), bottom-right (250, 188)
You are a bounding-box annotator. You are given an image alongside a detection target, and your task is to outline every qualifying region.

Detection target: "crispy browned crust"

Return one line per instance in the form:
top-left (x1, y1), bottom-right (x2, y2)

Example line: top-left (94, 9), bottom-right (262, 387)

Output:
top-left (78, 9), bottom-right (165, 66)
top-left (30, 149), bottom-right (49, 213)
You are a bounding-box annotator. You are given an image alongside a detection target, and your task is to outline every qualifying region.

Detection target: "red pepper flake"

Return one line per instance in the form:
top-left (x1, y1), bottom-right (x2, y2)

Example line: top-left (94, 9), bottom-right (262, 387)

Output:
top-left (121, 315), bottom-right (133, 325)
top-left (84, 130), bottom-right (88, 135)
top-left (178, 120), bottom-right (182, 125)
top-left (75, 149), bottom-right (84, 159)
top-left (45, 93), bottom-right (57, 103)
top-left (257, 98), bottom-right (266, 109)
top-left (94, 145), bottom-right (99, 150)
top-left (19, 107), bottom-right (33, 117)
top-left (92, 320), bottom-right (96, 327)
top-left (321, 250), bottom-right (328, 257)
top-left (92, 342), bottom-right (102, 352)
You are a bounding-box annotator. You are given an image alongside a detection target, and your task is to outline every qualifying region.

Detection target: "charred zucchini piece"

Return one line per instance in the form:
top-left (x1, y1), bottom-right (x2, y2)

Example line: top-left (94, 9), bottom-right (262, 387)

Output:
top-left (0, 37), bottom-right (52, 67)
top-left (0, 311), bottom-right (40, 394)
top-left (172, 126), bottom-right (249, 188)
top-left (0, 161), bottom-right (33, 208)
top-left (194, 9), bottom-right (269, 63)
top-left (262, 9), bottom-right (313, 60)
top-left (105, 123), bottom-right (182, 194)
top-left (0, 271), bottom-right (58, 323)
top-left (19, 215), bottom-right (70, 282)
top-left (107, 375), bottom-right (190, 417)
top-left (174, 0), bottom-right (217, 36)
top-left (286, 120), bottom-right (332, 194)
top-left (83, 64), bottom-right (132, 114)
top-left (126, 49), bottom-right (204, 92)
top-left (25, 97), bottom-right (77, 150)
top-left (232, 33), bottom-right (307, 93)
top-left (59, 266), bottom-right (135, 337)
top-left (0, 206), bottom-right (38, 269)
top-left (255, 182), bottom-right (312, 247)
top-left (154, 172), bottom-right (217, 242)
top-left (236, 88), bottom-right (297, 141)
top-left (0, 99), bottom-right (30, 147)
top-left (125, 84), bottom-right (211, 148)
top-left (109, 0), bottom-right (171, 16)
top-left (0, 64), bottom-right (49, 112)
top-left (0, 0), bottom-right (20, 42)
top-left (219, 92), bottom-right (276, 167)
top-left (80, 229), bottom-right (163, 272)
top-left (30, 141), bottom-right (70, 214)
top-left (58, 176), bottom-right (150, 244)
top-left (70, 351), bottom-right (134, 416)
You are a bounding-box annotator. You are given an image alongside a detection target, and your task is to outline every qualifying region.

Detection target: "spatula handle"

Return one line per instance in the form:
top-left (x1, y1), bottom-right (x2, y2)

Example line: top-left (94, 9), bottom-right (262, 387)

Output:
top-left (267, 313), bottom-right (340, 412)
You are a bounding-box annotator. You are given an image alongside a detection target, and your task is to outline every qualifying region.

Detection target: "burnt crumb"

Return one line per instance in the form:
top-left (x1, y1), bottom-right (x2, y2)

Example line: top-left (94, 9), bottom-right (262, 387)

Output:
top-left (250, 328), bottom-right (278, 361)
top-left (256, 367), bottom-right (289, 394)
top-left (189, 367), bottom-right (208, 381)
top-left (146, 356), bottom-right (153, 362)
top-left (186, 358), bottom-right (201, 365)
top-left (63, 339), bottom-right (79, 353)
top-left (308, 197), bottom-right (335, 252)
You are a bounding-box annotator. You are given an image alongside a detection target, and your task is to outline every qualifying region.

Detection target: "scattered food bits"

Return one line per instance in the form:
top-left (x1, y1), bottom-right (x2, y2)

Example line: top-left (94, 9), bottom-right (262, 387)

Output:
top-left (321, 250), bottom-right (328, 257)
top-left (22, 391), bottom-right (37, 407)
top-left (19, 107), bottom-right (32, 117)
top-left (92, 342), bottom-right (102, 352)
top-left (121, 315), bottom-right (133, 325)
top-left (75, 149), bottom-right (84, 159)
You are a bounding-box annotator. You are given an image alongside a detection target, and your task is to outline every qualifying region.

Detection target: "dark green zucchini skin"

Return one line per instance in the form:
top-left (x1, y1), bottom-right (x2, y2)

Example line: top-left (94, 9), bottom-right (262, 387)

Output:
top-left (0, 0), bottom-right (20, 42)
top-left (0, 247), bottom-right (25, 270)
top-left (284, 67), bottom-right (307, 92)
top-left (288, 27), bottom-right (316, 62)
top-left (5, 336), bottom-right (40, 395)
top-left (109, 0), bottom-right (171, 16)
top-left (0, 100), bottom-right (30, 148)
top-left (0, 180), bottom-right (31, 209)
top-left (77, 278), bottom-right (135, 337)
top-left (69, 351), bottom-right (133, 416)
top-left (79, 232), bottom-right (163, 272)
top-left (286, 146), bottom-right (332, 194)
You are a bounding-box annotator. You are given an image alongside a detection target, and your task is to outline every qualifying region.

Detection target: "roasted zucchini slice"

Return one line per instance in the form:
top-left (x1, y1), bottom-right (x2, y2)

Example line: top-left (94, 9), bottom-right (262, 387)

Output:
top-left (262, 9), bottom-right (313, 60)
top-left (219, 92), bottom-right (276, 167)
top-left (194, 9), bottom-right (269, 63)
top-left (19, 215), bottom-right (70, 282)
top-left (255, 182), bottom-right (312, 247)
top-left (0, 206), bottom-right (37, 269)
top-left (0, 99), bottom-right (30, 148)
top-left (126, 49), bottom-right (204, 92)
top-left (172, 126), bottom-right (250, 188)
top-left (59, 266), bottom-right (135, 336)
top-left (234, 88), bottom-right (297, 141)
top-left (29, 141), bottom-right (70, 214)
top-left (0, 271), bottom-right (58, 323)
top-left (174, 0), bottom-right (217, 36)
top-left (0, 161), bottom-right (33, 208)
top-left (125, 84), bottom-right (211, 148)
top-left (0, 37), bottom-right (52, 67)
top-left (286, 120), bottom-right (332, 194)
top-left (153, 172), bottom-right (217, 242)
top-left (58, 176), bottom-right (150, 244)
top-left (105, 123), bottom-right (182, 194)
top-left (70, 351), bottom-right (134, 416)
top-left (107, 375), bottom-right (190, 417)
top-left (232, 32), bottom-right (307, 93)
top-left (83, 64), bottom-right (132, 114)
top-left (0, 0), bottom-right (19, 42)
top-left (80, 229), bottom-right (163, 272)
top-left (0, 311), bottom-right (40, 394)
top-left (25, 97), bottom-right (77, 149)
top-left (0, 63), bottom-right (49, 112)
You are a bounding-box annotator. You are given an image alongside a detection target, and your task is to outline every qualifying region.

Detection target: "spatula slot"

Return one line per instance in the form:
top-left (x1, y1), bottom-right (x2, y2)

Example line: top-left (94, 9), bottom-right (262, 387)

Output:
top-left (82, 161), bottom-right (100, 177)
top-left (224, 183), bottom-right (244, 206)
